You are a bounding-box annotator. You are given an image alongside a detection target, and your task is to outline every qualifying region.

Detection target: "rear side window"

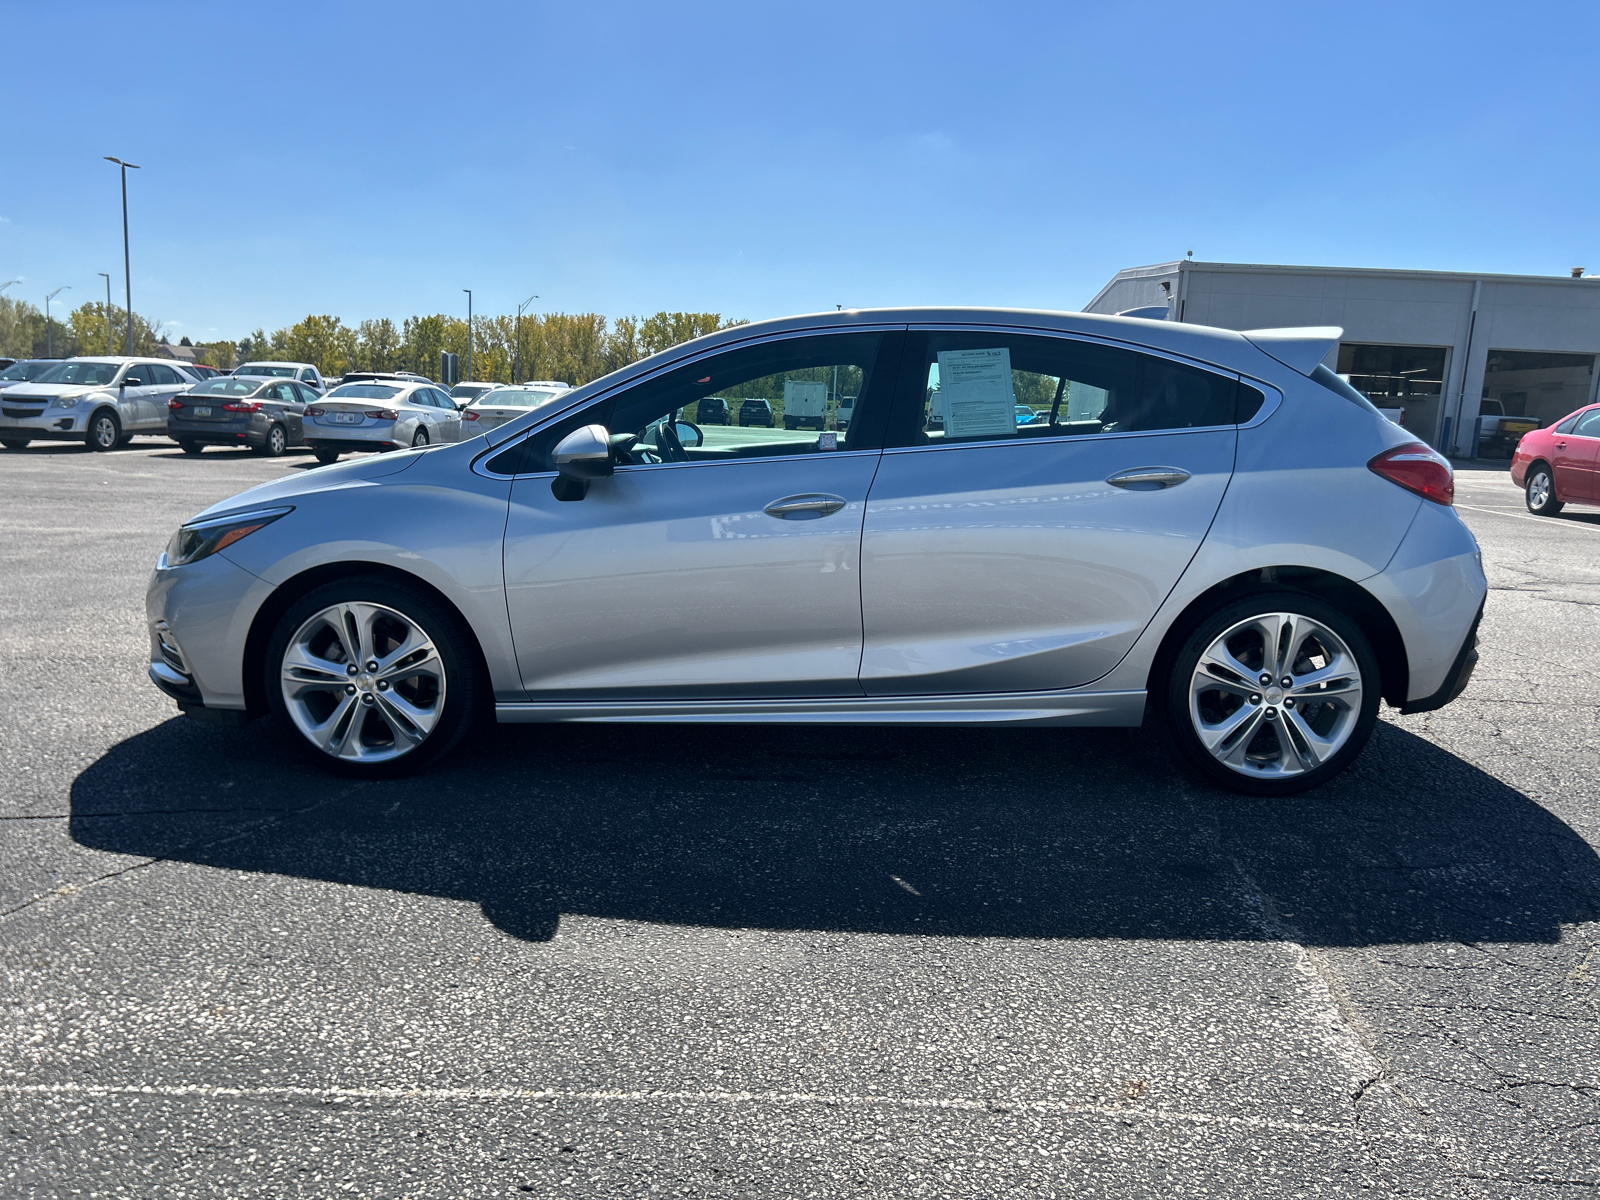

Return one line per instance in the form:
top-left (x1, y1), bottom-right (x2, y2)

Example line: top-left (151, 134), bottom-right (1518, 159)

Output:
top-left (886, 331), bottom-right (1248, 447)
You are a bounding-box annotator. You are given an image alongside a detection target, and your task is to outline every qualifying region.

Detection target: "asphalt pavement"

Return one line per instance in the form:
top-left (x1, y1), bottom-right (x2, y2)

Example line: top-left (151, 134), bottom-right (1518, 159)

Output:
top-left (1, 442), bottom-right (1596, 1198)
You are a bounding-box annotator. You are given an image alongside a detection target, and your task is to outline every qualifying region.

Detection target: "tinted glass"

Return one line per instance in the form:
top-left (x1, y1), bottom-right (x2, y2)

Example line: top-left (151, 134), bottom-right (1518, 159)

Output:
top-left (234, 365), bottom-right (297, 378)
top-left (147, 364), bottom-right (181, 386)
top-left (193, 378), bottom-right (260, 397)
top-left (1553, 413), bottom-right (1582, 434)
top-left (1572, 409), bottom-right (1600, 436)
top-left (35, 361), bottom-right (119, 386)
top-left (887, 331), bottom-right (1242, 447)
top-left (327, 384), bottom-right (401, 401)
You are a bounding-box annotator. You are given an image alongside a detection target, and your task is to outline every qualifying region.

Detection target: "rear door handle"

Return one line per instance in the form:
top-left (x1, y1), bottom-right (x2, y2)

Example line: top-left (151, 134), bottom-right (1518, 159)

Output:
top-left (1106, 467), bottom-right (1191, 490)
top-left (764, 493), bottom-right (847, 519)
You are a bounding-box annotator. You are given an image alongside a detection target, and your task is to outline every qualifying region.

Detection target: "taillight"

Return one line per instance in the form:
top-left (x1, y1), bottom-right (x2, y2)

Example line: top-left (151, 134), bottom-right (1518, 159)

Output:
top-left (462, 410), bottom-right (480, 421)
top-left (1368, 442), bottom-right (1453, 505)
top-left (221, 401), bottom-right (261, 413)
top-left (168, 399), bottom-right (184, 411)
top-left (366, 409), bottom-right (399, 420)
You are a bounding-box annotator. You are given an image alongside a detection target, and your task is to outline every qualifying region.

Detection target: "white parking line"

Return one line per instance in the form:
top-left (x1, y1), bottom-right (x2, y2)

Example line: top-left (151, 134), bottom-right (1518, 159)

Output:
top-left (1, 1080), bottom-right (1433, 1142)
top-left (1456, 503), bottom-right (1597, 530)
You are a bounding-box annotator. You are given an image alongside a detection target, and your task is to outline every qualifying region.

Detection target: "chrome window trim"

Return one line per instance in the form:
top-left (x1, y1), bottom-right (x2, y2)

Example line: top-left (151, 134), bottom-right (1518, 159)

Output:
top-left (886, 321), bottom-right (1283, 454)
top-left (471, 322), bottom-right (908, 479)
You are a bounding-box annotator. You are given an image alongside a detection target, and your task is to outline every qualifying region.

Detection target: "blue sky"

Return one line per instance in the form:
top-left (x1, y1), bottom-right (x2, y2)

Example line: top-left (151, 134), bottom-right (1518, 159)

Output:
top-left (4, 1), bottom-right (1597, 341)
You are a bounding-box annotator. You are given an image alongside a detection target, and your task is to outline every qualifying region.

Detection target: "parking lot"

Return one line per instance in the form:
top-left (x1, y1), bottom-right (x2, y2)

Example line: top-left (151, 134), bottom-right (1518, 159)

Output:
top-left (1, 443), bottom-right (1596, 1197)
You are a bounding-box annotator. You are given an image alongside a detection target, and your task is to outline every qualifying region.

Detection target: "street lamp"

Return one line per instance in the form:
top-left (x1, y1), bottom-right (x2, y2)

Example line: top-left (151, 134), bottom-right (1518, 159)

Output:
top-left (515, 292), bottom-right (539, 383)
top-left (104, 156), bottom-right (141, 355)
top-left (44, 286), bottom-right (70, 358)
top-left (0, 280), bottom-right (20, 296)
top-left (97, 273), bottom-right (113, 353)
top-left (462, 289), bottom-right (472, 383)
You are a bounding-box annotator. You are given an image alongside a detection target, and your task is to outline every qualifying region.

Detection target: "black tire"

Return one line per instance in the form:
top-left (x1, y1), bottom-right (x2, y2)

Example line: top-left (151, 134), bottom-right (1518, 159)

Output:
top-left (178, 439), bottom-right (203, 456)
top-left (1161, 590), bottom-right (1382, 797)
top-left (264, 575), bottom-right (483, 778)
top-left (88, 410), bottom-right (121, 452)
top-left (255, 423), bottom-right (288, 458)
top-left (313, 447), bottom-right (341, 465)
top-left (1524, 462), bottom-right (1564, 516)
top-left (0, 438), bottom-right (29, 450)
top-left (412, 428), bottom-right (429, 448)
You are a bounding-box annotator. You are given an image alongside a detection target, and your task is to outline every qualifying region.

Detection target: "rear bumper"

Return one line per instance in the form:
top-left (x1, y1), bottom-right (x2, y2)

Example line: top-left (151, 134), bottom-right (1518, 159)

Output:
top-left (1398, 604), bottom-right (1481, 715)
top-left (305, 437), bottom-right (398, 453)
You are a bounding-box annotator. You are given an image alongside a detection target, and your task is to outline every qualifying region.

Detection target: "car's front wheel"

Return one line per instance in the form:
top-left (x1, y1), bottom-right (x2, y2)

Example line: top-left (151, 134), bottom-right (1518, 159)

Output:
top-left (265, 577), bottom-right (482, 777)
top-left (1525, 463), bottom-right (1563, 516)
top-left (88, 410), bottom-right (121, 452)
top-left (1163, 592), bottom-right (1381, 796)
top-left (0, 438), bottom-right (30, 450)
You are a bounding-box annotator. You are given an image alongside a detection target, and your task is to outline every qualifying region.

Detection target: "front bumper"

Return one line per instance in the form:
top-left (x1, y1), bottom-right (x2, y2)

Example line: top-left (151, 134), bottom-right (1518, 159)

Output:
top-left (146, 550), bottom-right (274, 717)
top-left (0, 410), bottom-right (85, 439)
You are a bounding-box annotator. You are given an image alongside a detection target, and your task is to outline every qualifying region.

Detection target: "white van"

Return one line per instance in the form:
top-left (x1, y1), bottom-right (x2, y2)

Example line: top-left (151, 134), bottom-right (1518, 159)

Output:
top-left (782, 379), bottom-right (828, 430)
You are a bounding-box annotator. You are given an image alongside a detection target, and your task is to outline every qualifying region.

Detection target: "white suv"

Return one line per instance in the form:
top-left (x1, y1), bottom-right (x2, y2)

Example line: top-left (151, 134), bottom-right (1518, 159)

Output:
top-left (0, 357), bottom-right (198, 451)
top-left (232, 361), bottom-right (326, 394)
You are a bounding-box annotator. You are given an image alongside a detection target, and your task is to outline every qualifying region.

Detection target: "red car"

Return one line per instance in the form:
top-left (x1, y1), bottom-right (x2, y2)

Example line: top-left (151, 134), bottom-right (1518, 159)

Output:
top-left (1510, 403), bottom-right (1600, 515)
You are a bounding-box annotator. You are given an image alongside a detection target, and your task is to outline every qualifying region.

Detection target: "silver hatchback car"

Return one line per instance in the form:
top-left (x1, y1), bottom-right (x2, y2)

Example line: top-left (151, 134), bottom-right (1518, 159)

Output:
top-left (146, 310), bottom-right (1485, 795)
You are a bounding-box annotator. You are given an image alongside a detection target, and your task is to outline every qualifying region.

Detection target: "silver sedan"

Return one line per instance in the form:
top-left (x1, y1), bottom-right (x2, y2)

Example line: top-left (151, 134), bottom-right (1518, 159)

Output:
top-left (146, 308), bottom-right (1486, 795)
top-left (302, 380), bottom-right (462, 465)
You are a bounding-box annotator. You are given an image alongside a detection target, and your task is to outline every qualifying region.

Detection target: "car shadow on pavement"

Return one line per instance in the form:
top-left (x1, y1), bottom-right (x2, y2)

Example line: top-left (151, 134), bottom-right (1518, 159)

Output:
top-left (70, 716), bottom-right (1600, 946)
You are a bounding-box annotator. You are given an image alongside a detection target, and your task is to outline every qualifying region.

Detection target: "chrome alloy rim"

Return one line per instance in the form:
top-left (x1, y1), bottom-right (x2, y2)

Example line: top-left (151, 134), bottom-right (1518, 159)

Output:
top-left (1189, 612), bottom-right (1363, 778)
top-left (268, 425), bottom-right (286, 454)
top-left (280, 602), bottom-right (446, 763)
top-left (1528, 470), bottom-right (1552, 509)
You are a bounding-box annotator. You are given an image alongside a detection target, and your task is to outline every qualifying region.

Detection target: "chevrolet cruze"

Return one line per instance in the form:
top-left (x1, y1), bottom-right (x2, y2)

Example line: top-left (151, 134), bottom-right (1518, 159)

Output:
top-left (145, 309), bottom-right (1485, 795)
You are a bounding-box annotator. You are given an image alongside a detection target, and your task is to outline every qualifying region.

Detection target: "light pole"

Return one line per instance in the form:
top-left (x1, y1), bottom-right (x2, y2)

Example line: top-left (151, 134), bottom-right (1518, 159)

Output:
top-left (44, 286), bottom-right (70, 358)
top-left (104, 156), bottom-right (141, 355)
top-left (462, 289), bottom-right (472, 383)
top-left (0, 280), bottom-right (19, 296)
top-left (98, 273), bottom-right (113, 353)
top-left (515, 292), bottom-right (538, 383)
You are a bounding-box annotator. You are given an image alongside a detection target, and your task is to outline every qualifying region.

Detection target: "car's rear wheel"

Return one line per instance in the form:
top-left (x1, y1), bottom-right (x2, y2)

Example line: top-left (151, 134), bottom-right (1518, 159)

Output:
top-left (265, 577), bottom-right (482, 778)
top-left (255, 423), bottom-right (288, 457)
top-left (313, 448), bottom-right (340, 465)
top-left (412, 428), bottom-right (429, 448)
top-left (1, 438), bottom-right (29, 450)
top-left (177, 439), bottom-right (202, 455)
top-left (88, 410), bottom-right (121, 452)
top-left (1163, 592), bottom-right (1380, 796)
top-left (1525, 463), bottom-right (1563, 516)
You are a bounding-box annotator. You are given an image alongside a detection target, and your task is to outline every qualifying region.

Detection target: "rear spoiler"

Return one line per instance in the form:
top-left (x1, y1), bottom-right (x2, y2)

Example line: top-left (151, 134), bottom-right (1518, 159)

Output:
top-left (1239, 326), bottom-right (1342, 376)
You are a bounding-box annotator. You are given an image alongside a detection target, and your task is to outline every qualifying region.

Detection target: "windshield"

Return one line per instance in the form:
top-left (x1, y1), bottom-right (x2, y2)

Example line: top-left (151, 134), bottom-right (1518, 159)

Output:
top-left (475, 388), bottom-right (558, 409)
top-left (1, 361), bottom-right (53, 381)
top-left (34, 361), bottom-right (119, 387)
top-left (234, 365), bottom-right (297, 379)
top-left (326, 383), bottom-right (401, 401)
top-left (193, 378), bottom-right (262, 397)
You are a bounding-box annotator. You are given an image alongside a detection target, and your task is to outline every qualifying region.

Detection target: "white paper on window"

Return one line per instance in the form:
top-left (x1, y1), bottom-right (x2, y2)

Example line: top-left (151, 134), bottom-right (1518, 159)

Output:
top-left (937, 347), bottom-right (1016, 438)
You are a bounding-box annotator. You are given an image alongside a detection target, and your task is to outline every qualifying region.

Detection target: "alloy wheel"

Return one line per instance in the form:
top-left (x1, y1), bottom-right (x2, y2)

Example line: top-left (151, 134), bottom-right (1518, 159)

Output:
top-left (412, 428), bottom-right (428, 448)
top-left (267, 424), bottom-right (287, 456)
top-left (279, 601), bottom-right (446, 764)
top-left (90, 414), bottom-right (119, 451)
top-left (1527, 469), bottom-right (1557, 514)
top-left (1188, 611), bottom-right (1364, 779)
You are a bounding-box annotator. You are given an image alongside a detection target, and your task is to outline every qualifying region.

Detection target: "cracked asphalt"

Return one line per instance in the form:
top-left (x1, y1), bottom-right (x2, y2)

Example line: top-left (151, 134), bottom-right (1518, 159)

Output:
top-left (1, 444), bottom-right (1597, 1198)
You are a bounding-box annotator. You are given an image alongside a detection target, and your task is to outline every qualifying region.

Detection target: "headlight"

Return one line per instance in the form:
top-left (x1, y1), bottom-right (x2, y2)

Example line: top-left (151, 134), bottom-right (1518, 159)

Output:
top-left (52, 394), bottom-right (84, 408)
top-left (165, 505), bottom-right (293, 567)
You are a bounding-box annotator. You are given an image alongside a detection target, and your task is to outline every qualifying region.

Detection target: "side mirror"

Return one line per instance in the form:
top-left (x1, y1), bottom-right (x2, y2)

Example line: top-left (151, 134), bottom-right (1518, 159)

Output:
top-left (674, 421), bottom-right (703, 448)
top-left (456, 401), bottom-right (471, 411)
top-left (123, 376), bottom-right (143, 387)
top-left (550, 423), bottom-right (614, 501)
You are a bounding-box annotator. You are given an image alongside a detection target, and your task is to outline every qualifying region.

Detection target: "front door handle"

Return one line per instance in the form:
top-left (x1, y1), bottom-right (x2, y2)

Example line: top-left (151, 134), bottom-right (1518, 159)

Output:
top-left (1106, 467), bottom-right (1191, 490)
top-left (764, 493), bottom-right (847, 519)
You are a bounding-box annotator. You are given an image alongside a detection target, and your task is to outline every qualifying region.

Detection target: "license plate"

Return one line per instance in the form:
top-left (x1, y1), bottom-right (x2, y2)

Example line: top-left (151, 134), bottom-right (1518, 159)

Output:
top-left (193, 406), bottom-right (212, 416)
top-left (333, 412), bottom-right (362, 424)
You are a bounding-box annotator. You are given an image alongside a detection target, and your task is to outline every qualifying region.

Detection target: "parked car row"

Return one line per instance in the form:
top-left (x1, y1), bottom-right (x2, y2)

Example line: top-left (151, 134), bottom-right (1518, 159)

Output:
top-left (0, 355), bottom-right (570, 464)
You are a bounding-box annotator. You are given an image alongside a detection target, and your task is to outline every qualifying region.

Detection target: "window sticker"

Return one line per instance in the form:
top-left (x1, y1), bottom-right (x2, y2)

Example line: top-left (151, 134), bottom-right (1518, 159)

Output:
top-left (936, 347), bottom-right (1016, 438)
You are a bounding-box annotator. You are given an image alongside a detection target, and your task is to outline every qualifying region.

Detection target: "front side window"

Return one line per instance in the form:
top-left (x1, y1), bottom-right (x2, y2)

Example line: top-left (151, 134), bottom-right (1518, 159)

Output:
top-left (489, 331), bottom-right (895, 475)
top-left (885, 331), bottom-right (1256, 448)
top-left (1572, 409), bottom-right (1600, 437)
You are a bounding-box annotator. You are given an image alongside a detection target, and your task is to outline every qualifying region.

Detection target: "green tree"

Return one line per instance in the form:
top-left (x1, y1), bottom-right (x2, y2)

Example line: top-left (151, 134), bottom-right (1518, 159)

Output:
top-left (356, 318), bottom-right (401, 373)
top-left (638, 311), bottom-right (729, 357)
top-left (282, 314), bottom-right (358, 376)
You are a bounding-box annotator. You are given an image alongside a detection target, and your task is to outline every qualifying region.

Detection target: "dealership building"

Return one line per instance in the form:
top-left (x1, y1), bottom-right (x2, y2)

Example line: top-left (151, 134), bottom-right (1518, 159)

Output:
top-left (1085, 260), bottom-right (1600, 457)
